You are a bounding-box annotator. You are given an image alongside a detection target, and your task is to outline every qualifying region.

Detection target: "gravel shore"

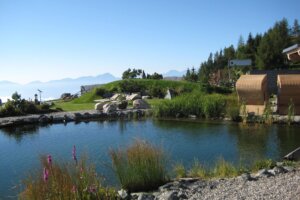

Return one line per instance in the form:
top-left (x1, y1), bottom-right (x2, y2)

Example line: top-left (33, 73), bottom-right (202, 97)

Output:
top-left (130, 167), bottom-right (300, 200)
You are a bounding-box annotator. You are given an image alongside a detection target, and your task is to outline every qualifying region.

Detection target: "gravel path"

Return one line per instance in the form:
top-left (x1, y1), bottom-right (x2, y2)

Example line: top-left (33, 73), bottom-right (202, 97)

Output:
top-left (151, 168), bottom-right (300, 200)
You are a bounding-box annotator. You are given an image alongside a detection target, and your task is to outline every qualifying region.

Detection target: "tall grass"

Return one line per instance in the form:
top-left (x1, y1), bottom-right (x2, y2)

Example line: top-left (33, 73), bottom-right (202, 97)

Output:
top-left (19, 154), bottom-right (117, 200)
top-left (154, 92), bottom-right (226, 118)
top-left (110, 140), bottom-right (169, 192)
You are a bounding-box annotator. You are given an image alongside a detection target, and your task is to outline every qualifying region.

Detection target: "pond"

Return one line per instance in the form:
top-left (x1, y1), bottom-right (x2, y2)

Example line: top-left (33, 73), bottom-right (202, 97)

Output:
top-left (1, 119), bottom-right (300, 198)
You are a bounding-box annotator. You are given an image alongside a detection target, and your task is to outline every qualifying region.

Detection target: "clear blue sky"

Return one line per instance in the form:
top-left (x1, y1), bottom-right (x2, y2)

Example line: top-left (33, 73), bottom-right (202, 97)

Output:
top-left (0, 0), bottom-right (299, 84)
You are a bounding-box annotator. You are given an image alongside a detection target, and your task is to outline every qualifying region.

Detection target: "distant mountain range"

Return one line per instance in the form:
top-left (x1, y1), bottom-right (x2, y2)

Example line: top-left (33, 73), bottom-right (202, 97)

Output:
top-left (0, 70), bottom-right (185, 102)
top-left (0, 73), bottom-right (119, 102)
top-left (163, 70), bottom-right (186, 77)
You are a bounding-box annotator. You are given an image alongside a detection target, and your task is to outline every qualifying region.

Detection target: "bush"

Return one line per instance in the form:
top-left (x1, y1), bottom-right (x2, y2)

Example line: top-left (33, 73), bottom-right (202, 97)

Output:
top-left (149, 85), bottom-right (166, 98)
top-left (110, 140), bottom-right (169, 192)
top-left (20, 153), bottom-right (117, 200)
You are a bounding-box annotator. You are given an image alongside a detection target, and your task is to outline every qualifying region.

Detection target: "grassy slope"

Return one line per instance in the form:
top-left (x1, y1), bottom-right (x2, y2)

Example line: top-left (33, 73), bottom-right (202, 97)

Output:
top-left (51, 79), bottom-right (202, 111)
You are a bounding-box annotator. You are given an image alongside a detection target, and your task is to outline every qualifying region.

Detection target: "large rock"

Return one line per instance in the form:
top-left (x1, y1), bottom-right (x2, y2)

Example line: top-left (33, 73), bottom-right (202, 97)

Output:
top-left (103, 103), bottom-right (117, 113)
top-left (94, 100), bottom-right (110, 110)
top-left (127, 93), bottom-right (141, 101)
top-left (110, 93), bottom-right (124, 101)
top-left (133, 99), bottom-right (150, 109)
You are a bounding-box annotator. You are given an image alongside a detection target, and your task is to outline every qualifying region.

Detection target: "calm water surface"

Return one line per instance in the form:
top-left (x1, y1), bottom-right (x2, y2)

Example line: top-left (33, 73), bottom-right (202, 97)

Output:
top-left (1, 119), bottom-right (300, 198)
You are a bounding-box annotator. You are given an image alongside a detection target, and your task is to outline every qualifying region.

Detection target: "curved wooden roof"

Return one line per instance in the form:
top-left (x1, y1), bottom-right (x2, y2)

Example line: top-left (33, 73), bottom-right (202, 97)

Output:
top-left (278, 75), bottom-right (300, 88)
top-left (236, 75), bottom-right (267, 91)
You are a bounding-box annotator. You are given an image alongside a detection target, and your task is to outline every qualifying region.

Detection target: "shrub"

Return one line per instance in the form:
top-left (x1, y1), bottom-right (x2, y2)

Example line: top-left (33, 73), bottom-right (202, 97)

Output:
top-left (188, 160), bottom-right (207, 179)
top-left (149, 85), bottom-right (166, 98)
top-left (110, 140), bottom-right (169, 192)
top-left (19, 152), bottom-right (117, 200)
top-left (212, 158), bottom-right (238, 178)
top-left (252, 159), bottom-right (275, 172)
top-left (173, 163), bottom-right (186, 179)
top-left (117, 100), bottom-right (128, 109)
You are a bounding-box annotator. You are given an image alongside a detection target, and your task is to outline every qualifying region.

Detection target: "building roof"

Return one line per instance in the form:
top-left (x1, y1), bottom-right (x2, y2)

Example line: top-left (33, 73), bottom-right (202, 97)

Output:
top-left (278, 75), bottom-right (300, 87)
top-left (236, 74), bottom-right (267, 90)
top-left (282, 44), bottom-right (300, 54)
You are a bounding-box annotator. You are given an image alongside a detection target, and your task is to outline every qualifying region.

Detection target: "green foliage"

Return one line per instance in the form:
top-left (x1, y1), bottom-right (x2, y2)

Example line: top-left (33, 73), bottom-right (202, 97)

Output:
top-left (173, 163), bottom-right (186, 179)
top-left (19, 156), bottom-right (117, 200)
top-left (262, 100), bottom-right (273, 124)
top-left (252, 159), bottom-right (275, 172)
top-left (188, 160), bottom-right (207, 179)
top-left (256, 19), bottom-right (291, 69)
top-left (147, 72), bottom-right (163, 80)
top-left (154, 92), bottom-right (226, 119)
top-left (0, 92), bottom-right (53, 117)
top-left (212, 158), bottom-right (238, 178)
top-left (122, 68), bottom-right (142, 79)
top-left (225, 94), bottom-right (241, 121)
top-left (110, 140), bottom-right (168, 192)
top-left (149, 85), bottom-right (166, 98)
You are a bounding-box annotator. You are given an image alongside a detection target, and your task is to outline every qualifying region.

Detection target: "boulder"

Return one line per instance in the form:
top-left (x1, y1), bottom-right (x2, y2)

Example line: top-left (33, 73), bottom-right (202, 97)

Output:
top-left (94, 100), bottom-right (110, 110)
top-left (103, 103), bottom-right (117, 113)
top-left (127, 93), bottom-right (141, 101)
top-left (133, 99), bottom-right (150, 109)
top-left (110, 93), bottom-right (123, 101)
top-left (142, 96), bottom-right (151, 100)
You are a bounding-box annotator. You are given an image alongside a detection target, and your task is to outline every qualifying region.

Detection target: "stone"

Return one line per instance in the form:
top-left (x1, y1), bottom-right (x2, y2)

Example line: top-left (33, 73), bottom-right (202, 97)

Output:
top-left (127, 93), bottom-right (141, 101)
top-left (110, 93), bottom-right (122, 101)
top-left (188, 115), bottom-right (197, 119)
top-left (94, 100), bottom-right (110, 110)
top-left (38, 115), bottom-right (49, 123)
top-left (133, 99), bottom-right (150, 109)
top-left (157, 191), bottom-right (179, 200)
top-left (142, 96), bottom-right (151, 100)
top-left (137, 193), bottom-right (155, 200)
top-left (103, 103), bottom-right (117, 114)
top-left (254, 169), bottom-right (272, 178)
top-left (118, 189), bottom-right (128, 199)
top-left (117, 100), bottom-right (128, 109)
top-left (283, 166), bottom-right (295, 172)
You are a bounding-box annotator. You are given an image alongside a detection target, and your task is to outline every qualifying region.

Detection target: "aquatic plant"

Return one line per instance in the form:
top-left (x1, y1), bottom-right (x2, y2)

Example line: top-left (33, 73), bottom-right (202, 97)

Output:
top-left (188, 159), bottom-right (207, 179)
top-left (173, 163), bottom-right (187, 179)
top-left (287, 99), bottom-right (295, 125)
top-left (252, 159), bottom-right (275, 172)
top-left (110, 140), bottom-right (169, 192)
top-left (154, 92), bottom-right (226, 119)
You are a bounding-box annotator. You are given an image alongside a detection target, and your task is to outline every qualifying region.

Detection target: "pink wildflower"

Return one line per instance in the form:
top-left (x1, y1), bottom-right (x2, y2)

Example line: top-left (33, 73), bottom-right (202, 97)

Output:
top-left (71, 185), bottom-right (77, 193)
top-left (43, 167), bottom-right (49, 182)
top-left (47, 155), bottom-right (52, 165)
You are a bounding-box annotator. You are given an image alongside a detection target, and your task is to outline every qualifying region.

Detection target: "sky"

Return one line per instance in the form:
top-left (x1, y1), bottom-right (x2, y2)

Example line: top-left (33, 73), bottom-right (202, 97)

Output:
top-left (0, 0), bottom-right (299, 84)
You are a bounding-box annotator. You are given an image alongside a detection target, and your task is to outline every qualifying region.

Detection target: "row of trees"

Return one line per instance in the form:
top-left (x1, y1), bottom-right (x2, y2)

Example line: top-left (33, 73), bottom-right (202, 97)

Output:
top-left (122, 68), bottom-right (163, 80)
top-left (184, 18), bottom-right (300, 84)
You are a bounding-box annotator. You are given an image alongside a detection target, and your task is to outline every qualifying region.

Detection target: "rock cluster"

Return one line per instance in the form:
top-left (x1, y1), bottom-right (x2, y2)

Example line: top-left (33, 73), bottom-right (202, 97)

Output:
top-left (0, 109), bottom-right (150, 128)
top-left (119, 166), bottom-right (299, 200)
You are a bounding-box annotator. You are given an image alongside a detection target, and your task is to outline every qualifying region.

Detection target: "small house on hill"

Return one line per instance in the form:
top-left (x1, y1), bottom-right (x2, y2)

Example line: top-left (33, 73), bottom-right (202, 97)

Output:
top-left (277, 75), bottom-right (300, 115)
top-left (236, 74), bottom-right (268, 115)
top-left (282, 44), bottom-right (300, 62)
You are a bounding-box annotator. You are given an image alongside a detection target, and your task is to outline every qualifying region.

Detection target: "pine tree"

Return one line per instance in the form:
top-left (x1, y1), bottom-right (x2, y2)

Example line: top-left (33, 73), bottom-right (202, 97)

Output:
top-left (142, 70), bottom-right (146, 79)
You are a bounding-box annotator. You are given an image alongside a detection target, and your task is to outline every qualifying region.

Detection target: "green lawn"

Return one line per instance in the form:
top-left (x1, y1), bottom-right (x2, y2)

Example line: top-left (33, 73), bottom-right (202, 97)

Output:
top-left (51, 101), bottom-right (95, 111)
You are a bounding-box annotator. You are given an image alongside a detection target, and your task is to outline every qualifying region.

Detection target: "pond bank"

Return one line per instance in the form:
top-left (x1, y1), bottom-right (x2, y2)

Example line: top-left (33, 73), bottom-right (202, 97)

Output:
top-left (0, 109), bottom-right (150, 128)
top-left (129, 166), bottom-right (300, 200)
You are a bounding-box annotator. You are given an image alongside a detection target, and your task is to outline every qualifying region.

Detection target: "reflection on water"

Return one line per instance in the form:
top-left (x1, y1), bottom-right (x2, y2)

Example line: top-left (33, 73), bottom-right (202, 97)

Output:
top-left (0, 119), bottom-right (300, 199)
